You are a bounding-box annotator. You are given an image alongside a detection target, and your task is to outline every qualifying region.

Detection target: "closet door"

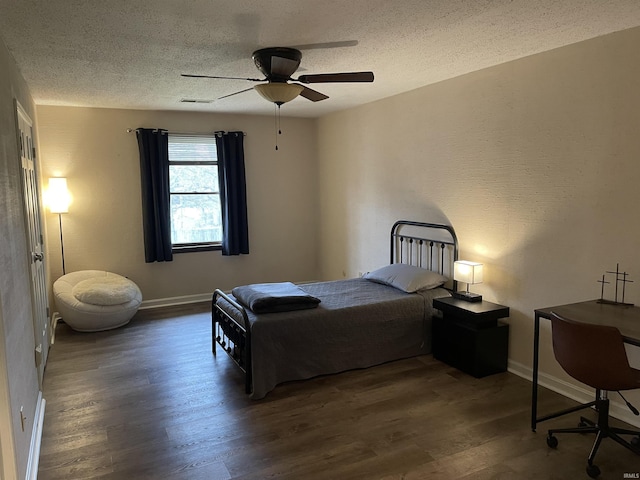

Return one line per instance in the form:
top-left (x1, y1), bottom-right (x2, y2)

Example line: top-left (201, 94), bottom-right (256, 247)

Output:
top-left (16, 101), bottom-right (49, 386)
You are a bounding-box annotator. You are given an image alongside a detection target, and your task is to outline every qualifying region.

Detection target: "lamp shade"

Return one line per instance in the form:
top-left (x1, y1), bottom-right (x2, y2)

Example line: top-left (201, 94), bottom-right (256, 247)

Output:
top-left (254, 83), bottom-right (304, 105)
top-left (453, 260), bottom-right (483, 285)
top-left (48, 177), bottom-right (70, 214)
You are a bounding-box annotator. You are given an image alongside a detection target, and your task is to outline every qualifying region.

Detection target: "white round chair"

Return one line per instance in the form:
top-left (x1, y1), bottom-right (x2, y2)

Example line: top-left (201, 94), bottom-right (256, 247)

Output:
top-left (53, 270), bottom-right (142, 332)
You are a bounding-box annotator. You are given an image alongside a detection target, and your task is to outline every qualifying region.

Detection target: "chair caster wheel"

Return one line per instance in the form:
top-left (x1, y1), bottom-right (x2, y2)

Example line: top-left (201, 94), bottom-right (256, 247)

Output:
top-left (546, 435), bottom-right (558, 449)
top-left (632, 435), bottom-right (640, 446)
top-left (586, 464), bottom-right (600, 478)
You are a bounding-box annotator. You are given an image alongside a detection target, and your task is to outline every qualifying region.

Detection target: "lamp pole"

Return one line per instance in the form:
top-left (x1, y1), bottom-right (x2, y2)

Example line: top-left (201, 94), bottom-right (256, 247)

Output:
top-left (58, 212), bottom-right (66, 275)
top-left (48, 177), bottom-right (70, 276)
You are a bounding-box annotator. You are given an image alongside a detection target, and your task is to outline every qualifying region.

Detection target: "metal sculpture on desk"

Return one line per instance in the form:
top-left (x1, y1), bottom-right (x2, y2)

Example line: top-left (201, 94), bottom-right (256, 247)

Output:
top-left (597, 263), bottom-right (634, 306)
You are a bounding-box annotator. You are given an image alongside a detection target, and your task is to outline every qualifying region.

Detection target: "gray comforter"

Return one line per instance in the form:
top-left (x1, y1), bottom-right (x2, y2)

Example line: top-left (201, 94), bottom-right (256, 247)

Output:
top-left (219, 278), bottom-right (450, 399)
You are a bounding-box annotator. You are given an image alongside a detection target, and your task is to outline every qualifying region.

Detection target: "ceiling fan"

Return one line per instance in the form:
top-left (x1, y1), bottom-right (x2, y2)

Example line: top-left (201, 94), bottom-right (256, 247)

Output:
top-left (181, 47), bottom-right (374, 105)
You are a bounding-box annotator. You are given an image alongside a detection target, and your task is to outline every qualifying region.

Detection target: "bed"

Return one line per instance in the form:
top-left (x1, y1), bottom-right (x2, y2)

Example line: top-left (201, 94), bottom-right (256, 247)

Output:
top-left (211, 220), bottom-right (459, 399)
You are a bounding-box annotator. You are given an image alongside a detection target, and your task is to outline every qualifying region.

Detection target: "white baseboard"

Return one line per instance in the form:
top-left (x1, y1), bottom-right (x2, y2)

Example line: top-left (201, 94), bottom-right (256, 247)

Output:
top-left (50, 312), bottom-right (62, 344)
top-left (139, 293), bottom-right (211, 310)
top-left (25, 393), bottom-right (45, 480)
top-left (508, 359), bottom-right (640, 428)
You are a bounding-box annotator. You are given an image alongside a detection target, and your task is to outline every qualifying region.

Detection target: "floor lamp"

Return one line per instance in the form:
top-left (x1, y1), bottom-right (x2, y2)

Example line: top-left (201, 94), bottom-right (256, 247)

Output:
top-left (48, 178), bottom-right (70, 275)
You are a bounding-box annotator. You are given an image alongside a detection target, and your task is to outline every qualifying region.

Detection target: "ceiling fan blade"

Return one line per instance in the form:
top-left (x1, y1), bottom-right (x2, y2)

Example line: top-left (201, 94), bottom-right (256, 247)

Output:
top-left (291, 40), bottom-right (359, 50)
top-left (217, 87), bottom-right (254, 100)
top-left (296, 72), bottom-right (374, 84)
top-left (298, 85), bottom-right (329, 102)
top-left (182, 73), bottom-right (264, 82)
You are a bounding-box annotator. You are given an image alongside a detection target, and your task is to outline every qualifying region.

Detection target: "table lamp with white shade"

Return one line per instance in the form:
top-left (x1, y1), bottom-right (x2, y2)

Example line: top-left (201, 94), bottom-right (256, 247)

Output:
top-left (453, 260), bottom-right (483, 302)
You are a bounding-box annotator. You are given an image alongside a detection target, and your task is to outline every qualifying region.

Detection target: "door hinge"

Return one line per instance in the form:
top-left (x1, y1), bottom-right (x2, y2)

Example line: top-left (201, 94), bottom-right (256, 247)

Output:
top-left (32, 146), bottom-right (36, 160)
top-left (20, 406), bottom-right (26, 432)
top-left (34, 344), bottom-right (42, 368)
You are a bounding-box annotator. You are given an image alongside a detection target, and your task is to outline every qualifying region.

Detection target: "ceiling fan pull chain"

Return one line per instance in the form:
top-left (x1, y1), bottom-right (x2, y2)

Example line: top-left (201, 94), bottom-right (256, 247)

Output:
top-left (274, 104), bottom-right (285, 151)
top-left (274, 103), bottom-right (279, 151)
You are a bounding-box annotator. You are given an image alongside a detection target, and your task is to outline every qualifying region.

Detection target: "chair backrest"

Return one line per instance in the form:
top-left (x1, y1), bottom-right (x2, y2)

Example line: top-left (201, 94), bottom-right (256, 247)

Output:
top-left (550, 312), bottom-right (638, 391)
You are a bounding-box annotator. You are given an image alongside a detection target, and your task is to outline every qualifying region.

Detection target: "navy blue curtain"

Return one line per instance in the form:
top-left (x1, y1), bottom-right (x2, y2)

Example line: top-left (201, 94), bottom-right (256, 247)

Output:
top-left (136, 128), bottom-right (173, 262)
top-left (216, 131), bottom-right (249, 255)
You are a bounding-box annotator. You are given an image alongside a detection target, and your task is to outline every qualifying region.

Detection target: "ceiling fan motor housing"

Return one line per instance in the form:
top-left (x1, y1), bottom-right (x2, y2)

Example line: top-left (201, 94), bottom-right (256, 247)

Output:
top-left (252, 47), bottom-right (302, 82)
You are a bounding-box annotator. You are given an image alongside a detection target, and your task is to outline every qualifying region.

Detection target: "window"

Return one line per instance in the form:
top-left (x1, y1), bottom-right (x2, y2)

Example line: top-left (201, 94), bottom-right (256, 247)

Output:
top-left (168, 134), bottom-right (222, 251)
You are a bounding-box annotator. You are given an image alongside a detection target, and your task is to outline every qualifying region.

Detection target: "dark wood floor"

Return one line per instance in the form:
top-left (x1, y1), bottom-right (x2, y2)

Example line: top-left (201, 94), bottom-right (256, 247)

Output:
top-left (38, 303), bottom-right (639, 479)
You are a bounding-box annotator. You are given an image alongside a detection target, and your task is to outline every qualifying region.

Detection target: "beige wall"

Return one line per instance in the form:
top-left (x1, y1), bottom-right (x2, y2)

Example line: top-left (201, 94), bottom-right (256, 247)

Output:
top-left (36, 107), bottom-right (319, 303)
top-left (317, 27), bottom-right (640, 422)
top-left (0, 37), bottom-right (41, 480)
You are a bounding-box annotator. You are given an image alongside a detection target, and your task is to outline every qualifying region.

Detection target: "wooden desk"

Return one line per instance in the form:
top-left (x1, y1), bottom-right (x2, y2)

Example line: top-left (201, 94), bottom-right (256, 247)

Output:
top-left (531, 300), bottom-right (640, 432)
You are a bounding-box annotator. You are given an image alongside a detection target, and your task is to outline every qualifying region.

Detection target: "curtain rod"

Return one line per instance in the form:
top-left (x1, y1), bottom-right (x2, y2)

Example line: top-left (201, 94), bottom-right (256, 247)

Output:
top-left (126, 128), bottom-right (246, 136)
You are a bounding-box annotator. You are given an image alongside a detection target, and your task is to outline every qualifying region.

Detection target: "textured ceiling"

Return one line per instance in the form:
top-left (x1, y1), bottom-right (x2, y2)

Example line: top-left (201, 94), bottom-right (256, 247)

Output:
top-left (1, 0), bottom-right (640, 118)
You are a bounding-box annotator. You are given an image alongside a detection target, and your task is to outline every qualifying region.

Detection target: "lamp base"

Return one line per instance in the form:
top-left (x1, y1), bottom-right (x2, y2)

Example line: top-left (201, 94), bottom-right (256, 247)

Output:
top-left (453, 291), bottom-right (483, 302)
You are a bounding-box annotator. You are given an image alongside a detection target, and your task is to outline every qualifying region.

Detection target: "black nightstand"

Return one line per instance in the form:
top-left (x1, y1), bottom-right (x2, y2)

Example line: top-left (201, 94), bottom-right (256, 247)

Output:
top-left (432, 297), bottom-right (510, 378)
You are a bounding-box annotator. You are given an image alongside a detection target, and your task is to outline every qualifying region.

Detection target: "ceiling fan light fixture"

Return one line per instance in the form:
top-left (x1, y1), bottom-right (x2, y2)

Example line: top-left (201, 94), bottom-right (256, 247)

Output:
top-left (254, 83), bottom-right (304, 105)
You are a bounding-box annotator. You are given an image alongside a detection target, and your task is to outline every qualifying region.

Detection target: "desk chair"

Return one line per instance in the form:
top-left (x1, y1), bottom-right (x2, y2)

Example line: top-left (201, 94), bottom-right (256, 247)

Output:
top-left (546, 312), bottom-right (640, 478)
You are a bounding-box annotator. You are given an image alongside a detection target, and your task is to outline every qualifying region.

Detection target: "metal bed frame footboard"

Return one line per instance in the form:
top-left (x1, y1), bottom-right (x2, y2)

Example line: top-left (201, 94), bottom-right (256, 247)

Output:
top-left (211, 289), bottom-right (252, 393)
top-left (212, 220), bottom-right (459, 396)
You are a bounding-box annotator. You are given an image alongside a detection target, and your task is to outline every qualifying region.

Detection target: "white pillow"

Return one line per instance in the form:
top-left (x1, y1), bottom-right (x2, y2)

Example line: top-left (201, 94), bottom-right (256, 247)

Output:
top-left (72, 277), bottom-right (140, 306)
top-left (363, 264), bottom-right (448, 293)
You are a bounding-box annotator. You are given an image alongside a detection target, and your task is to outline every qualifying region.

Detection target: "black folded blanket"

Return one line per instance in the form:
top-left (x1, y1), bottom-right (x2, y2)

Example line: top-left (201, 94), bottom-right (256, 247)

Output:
top-left (232, 282), bottom-right (321, 313)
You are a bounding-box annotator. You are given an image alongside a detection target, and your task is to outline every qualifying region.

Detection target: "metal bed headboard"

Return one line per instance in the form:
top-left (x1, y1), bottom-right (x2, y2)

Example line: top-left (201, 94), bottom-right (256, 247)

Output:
top-left (390, 220), bottom-right (459, 291)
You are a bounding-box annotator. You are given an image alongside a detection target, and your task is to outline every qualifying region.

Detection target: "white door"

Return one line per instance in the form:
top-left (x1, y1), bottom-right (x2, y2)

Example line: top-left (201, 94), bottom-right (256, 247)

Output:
top-left (16, 101), bottom-right (49, 386)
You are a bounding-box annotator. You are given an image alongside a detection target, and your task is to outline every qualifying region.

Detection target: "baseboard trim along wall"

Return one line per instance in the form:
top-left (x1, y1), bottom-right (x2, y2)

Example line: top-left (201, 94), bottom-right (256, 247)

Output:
top-left (508, 360), bottom-right (640, 428)
top-left (139, 293), bottom-right (211, 310)
top-left (50, 312), bottom-right (62, 345)
top-left (137, 284), bottom-right (325, 311)
top-left (26, 393), bottom-right (45, 480)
